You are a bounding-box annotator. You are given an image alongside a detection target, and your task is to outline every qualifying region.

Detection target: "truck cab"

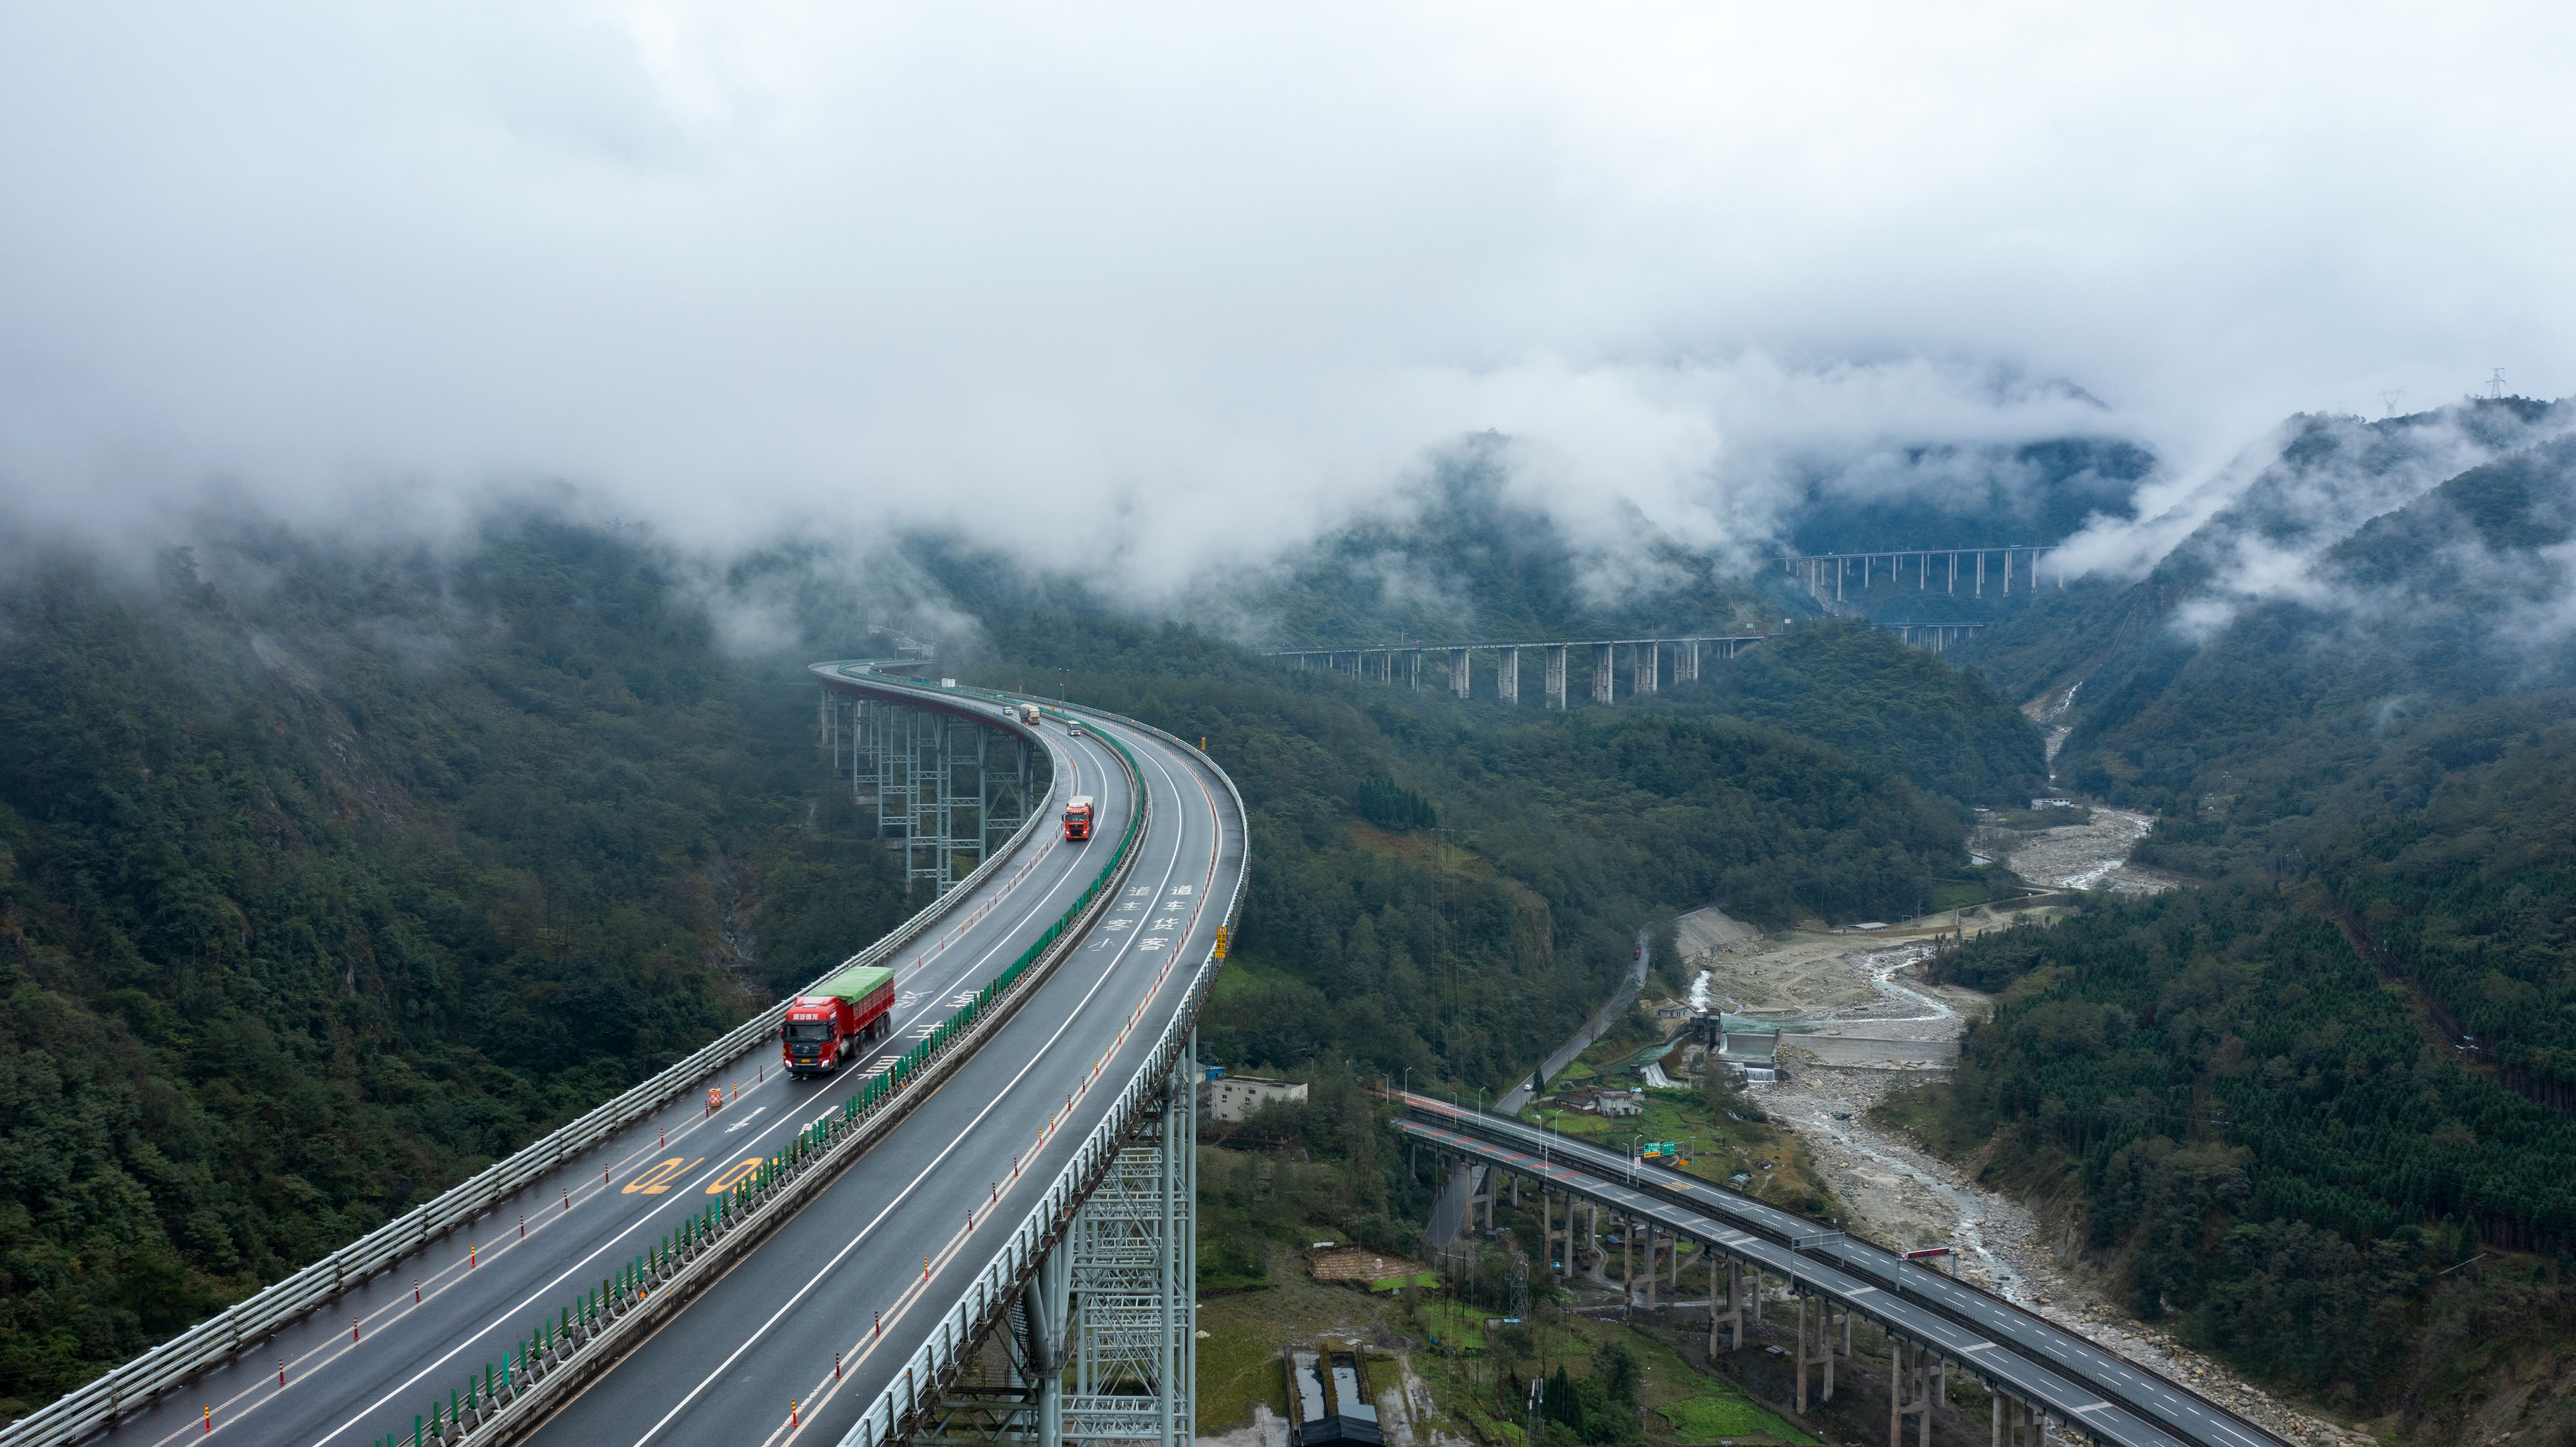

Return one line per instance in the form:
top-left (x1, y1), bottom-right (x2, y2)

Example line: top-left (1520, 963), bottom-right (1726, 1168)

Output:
top-left (782, 1004), bottom-right (850, 1072)
top-left (1062, 795), bottom-right (1095, 841)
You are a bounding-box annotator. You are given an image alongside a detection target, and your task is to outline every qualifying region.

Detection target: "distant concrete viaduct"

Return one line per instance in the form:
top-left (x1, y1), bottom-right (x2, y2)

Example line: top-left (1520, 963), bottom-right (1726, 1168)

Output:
top-left (1265, 624), bottom-right (1984, 707)
top-left (1782, 546), bottom-right (2063, 606)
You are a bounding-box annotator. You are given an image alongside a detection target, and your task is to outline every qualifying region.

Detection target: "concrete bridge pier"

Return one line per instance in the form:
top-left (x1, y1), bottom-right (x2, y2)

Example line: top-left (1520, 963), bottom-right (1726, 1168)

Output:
top-left (1887, 1335), bottom-right (1942, 1447)
top-left (1675, 639), bottom-right (1700, 682)
top-left (1620, 1217), bottom-right (1635, 1320)
top-left (1499, 646), bottom-right (1520, 703)
top-left (1451, 647), bottom-right (1471, 698)
top-left (1633, 642), bottom-right (1658, 695)
top-left (1993, 1393), bottom-right (2050, 1446)
top-left (1592, 643), bottom-right (1615, 704)
top-left (1793, 1294), bottom-right (1836, 1413)
top-left (1546, 645), bottom-right (1569, 709)
top-left (1710, 1257), bottom-right (1744, 1353)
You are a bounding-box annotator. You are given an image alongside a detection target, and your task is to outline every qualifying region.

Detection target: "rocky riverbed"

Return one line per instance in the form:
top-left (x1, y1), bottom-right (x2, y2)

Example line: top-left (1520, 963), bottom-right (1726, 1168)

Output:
top-left (1681, 886), bottom-right (2372, 1441)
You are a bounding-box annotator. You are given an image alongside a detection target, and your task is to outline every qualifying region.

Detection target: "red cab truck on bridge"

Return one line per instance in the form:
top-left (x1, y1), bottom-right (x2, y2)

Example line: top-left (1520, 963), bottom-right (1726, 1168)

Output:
top-left (782, 963), bottom-right (895, 1075)
top-left (1062, 795), bottom-right (1095, 841)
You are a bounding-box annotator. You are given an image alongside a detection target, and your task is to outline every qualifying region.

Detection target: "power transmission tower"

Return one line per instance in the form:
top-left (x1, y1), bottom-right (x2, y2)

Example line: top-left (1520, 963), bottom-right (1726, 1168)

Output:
top-left (2490, 368), bottom-right (2508, 399)
top-left (2379, 389), bottom-right (2404, 418)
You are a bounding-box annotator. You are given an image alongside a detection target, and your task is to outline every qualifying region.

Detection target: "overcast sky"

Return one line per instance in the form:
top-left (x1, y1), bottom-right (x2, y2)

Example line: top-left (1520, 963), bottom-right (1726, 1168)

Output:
top-left (2, 2), bottom-right (2569, 589)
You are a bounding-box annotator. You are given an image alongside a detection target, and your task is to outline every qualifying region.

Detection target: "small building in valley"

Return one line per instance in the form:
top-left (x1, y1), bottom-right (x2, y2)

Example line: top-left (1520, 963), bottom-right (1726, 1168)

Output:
top-left (1286, 1346), bottom-right (1382, 1447)
top-left (1201, 1069), bottom-right (1310, 1122)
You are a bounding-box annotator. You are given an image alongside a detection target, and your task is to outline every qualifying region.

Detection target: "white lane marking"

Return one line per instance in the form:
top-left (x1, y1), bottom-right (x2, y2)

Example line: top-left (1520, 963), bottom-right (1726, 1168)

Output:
top-left (623, 734), bottom-right (1197, 1447)
top-left (722, 1108), bottom-right (769, 1133)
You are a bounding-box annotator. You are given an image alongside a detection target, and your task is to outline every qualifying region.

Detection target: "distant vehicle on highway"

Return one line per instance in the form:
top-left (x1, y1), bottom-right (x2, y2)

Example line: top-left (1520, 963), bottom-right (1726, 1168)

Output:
top-left (1019, 703), bottom-right (1043, 724)
top-left (1063, 795), bottom-right (1096, 841)
top-left (1068, 720), bottom-right (1086, 738)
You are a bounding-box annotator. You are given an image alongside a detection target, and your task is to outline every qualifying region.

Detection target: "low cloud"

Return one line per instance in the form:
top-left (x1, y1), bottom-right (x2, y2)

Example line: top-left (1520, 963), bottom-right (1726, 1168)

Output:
top-left (3, 3), bottom-right (2571, 599)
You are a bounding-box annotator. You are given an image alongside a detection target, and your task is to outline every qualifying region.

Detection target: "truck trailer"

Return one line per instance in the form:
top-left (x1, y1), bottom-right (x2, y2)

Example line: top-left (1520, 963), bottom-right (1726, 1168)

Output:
top-left (1062, 795), bottom-right (1095, 841)
top-left (782, 963), bottom-right (896, 1074)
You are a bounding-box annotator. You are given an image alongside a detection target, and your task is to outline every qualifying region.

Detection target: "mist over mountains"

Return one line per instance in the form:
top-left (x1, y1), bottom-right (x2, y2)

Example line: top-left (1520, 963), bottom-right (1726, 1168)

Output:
top-left (1966, 395), bottom-right (2576, 811)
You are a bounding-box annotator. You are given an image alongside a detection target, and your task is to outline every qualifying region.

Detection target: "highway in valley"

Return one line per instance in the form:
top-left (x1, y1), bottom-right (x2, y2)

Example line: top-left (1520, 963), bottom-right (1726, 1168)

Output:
top-left (1400, 1098), bottom-right (2288, 1447)
top-left (52, 674), bottom-right (1246, 1447)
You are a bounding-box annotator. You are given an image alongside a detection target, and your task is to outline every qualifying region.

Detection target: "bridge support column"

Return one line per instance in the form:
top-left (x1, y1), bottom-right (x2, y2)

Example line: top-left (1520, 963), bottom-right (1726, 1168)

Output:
top-left (1618, 1218), bottom-right (1631, 1319)
top-left (1592, 644), bottom-right (1615, 705)
top-left (1976, 551), bottom-right (1986, 598)
top-left (1633, 642), bottom-right (1658, 695)
top-left (1711, 1257), bottom-right (1742, 1353)
top-left (1795, 1295), bottom-right (1809, 1413)
top-left (1021, 1243), bottom-right (1071, 1447)
top-left (1888, 1336), bottom-right (1934, 1447)
top-left (1792, 1293), bottom-right (1836, 1412)
top-left (1406, 651), bottom-right (1422, 690)
top-left (1546, 646), bottom-right (1568, 710)
top-left (1451, 648), bottom-right (1470, 698)
top-left (1676, 638), bottom-right (1699, 682)
top-left (1056, 1043), bottom-right (1197, 1447)
top-left (1500, 647), bottom-right (1520, 704)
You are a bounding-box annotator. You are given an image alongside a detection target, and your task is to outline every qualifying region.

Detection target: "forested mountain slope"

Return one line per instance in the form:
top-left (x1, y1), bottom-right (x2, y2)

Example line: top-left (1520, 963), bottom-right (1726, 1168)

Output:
top-left (0, 511), bottom-right (2038, 1416)
top-left (1896, 403), bottom-right (2576, 1440)
top-left (0, 519), bottom-right (911, 1413)
top-left (1644, 619), bottom-right (2047, 805)
top-left (1963, 396), bottom-right (2575, 793)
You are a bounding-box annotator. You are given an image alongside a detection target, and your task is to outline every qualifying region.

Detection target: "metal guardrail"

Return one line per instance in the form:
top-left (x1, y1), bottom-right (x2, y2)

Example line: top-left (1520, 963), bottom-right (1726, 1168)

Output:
top-left (829, 691), bottom-right (1250, 1447)
top-left (0, 695), bottom-right (1058, 1447)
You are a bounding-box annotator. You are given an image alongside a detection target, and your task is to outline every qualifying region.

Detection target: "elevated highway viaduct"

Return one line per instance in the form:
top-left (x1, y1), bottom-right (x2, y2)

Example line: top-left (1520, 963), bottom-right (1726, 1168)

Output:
top-left (518, 676), bottom-right (1244, 1447)
top-left (1398, 1098), bottom-right (2290, 1447)
top-left (11, 668), bottom-right (1243, 1447)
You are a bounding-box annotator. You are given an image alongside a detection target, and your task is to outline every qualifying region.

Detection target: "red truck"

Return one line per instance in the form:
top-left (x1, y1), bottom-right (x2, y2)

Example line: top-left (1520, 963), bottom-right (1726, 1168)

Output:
top-left (1062, 795), bottom-right (1095, 841)
top-left (781, 963), bottom-right (896, 1075)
